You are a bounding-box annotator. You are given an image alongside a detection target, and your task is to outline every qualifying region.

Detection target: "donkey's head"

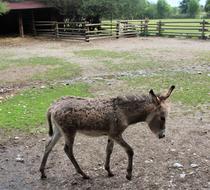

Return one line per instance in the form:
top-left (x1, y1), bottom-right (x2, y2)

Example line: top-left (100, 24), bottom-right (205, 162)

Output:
top-left (146, 85), bottom-right (175, 139)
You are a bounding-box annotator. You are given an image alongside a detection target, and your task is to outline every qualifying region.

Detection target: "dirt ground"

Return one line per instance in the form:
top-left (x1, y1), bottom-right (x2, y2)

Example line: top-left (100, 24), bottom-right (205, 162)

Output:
top-left (0, 37), bottom-right (210, 190)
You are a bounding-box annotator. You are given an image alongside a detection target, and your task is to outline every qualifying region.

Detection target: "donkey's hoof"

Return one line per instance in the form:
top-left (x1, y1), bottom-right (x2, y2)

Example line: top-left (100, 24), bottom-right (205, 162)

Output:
top-left (82, 175), bottom-right (90, 180)
top-left (126, 174), bottom-right (132, 180)
top-left (108, 173), bottom-right (114, 177)
top-left (40, 174), bottom-right (47, 180)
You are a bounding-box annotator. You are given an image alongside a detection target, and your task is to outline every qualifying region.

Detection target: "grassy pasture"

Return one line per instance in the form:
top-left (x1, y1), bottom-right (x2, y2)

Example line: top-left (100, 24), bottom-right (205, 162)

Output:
top-left (0, 56), bottom-right (81, 84)
top-left (75, 49), bottom-right (210, 106)
top-left (0, 84), bottom-right (91, 132)
top-left (0, 38), bottom-right (209, 132)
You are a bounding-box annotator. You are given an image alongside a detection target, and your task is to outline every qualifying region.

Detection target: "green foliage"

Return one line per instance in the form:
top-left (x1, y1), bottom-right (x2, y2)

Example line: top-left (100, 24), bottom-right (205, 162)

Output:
top-left (39, 0), bottom-right (205, 20)
top-left (0, 83), bottom-right (91, 132)
top-left (41, 0), bottom-right (152, 20)
top-left (0, 1), bottom-right (9, 15)
top-left (114, 0), bottom-right (148, 19)
top-left (179, 0), bottom-right (190, 14)
top-left (157, 0), bottom-right (171, 18)
top-left (187, 0), bottom-right (200, 17)
top-left (179, 0), bottom-right (200, 18)
top-left (80, 0), bottom-right (113, 19)
top-left (145, 2), bottom-right (158, 18)
top-left (205, 0), bottom-right (210, 12)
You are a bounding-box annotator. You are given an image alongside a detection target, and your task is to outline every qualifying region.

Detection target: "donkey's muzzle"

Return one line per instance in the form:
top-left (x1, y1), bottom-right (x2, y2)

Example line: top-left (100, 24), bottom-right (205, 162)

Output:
top-left (159, 131), bottom-right (165, 139)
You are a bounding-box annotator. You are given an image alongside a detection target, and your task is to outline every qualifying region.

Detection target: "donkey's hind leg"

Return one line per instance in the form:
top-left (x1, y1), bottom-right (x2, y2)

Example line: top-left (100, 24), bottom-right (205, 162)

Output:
top-left (64, 132), bottom-right (90, 179)
top-left (105, 138), bottom-right (114, 177)
top-left (39, 127), bottom-right (61, 179)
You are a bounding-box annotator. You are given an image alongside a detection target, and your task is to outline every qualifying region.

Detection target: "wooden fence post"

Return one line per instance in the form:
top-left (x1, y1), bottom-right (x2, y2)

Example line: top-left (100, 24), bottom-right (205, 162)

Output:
top-left (55, 22), bottom-right (59, 38)
top-left (140, 20), bottom-right (143, 36)
top-left (144, 19), bottom-right (148, 36)
top-left (85, 22), bottom-right (90, 42)
top-left (201, 19), bottom-right (207, 40)
top-left (31, 10), bottom-right (37, 36)
top-left (157, 20), bottom-right (162, 36)
top-left (18, 11), bottom-right (24, 37)
top-left (116, 21), bottom-right (120, 39)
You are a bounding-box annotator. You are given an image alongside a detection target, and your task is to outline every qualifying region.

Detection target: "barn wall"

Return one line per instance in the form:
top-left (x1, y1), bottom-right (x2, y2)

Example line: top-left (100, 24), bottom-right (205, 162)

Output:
top-left (0, 11), bottom-right (19, 35)
top-left (0, 8), bottom-right (62, 36)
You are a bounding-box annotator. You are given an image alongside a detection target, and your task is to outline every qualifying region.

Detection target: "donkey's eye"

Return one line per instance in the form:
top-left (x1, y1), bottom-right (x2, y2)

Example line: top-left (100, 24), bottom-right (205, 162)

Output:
top-left (160, 117), bottom-right (165, 121)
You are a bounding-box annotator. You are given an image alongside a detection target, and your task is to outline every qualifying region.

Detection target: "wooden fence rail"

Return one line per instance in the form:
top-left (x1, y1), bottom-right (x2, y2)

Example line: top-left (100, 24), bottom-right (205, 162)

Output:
top-left (35, 19), bottom-right (210, 41)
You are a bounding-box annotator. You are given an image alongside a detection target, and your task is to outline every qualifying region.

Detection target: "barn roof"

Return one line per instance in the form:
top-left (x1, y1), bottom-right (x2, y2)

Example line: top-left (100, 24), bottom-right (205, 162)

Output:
top-left (7, 1), bottom-right (51, 10)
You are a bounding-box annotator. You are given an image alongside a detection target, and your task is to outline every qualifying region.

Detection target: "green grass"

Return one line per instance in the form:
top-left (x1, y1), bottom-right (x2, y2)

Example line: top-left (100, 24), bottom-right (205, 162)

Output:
top-left (74, 49), bottom-right (136, 59)
top-left (0, 56), bottom-right (63, 70)
top-left (0, 83), bottom-right (91, 132)
top-left (0, 56), bottom-right (81, 82)
top-left (123, 72), bottom-right (210, 106)
top-left (102, 59), bottom-right (159, 72)
top-left (33, 62), bottom-right (81, 81)
top-left (75, 49), bottom-right (163, 72)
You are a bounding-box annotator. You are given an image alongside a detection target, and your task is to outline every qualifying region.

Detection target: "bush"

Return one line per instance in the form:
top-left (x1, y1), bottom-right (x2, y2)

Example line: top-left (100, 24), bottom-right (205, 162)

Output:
top-left (0, 2), bottom-right (9, 15)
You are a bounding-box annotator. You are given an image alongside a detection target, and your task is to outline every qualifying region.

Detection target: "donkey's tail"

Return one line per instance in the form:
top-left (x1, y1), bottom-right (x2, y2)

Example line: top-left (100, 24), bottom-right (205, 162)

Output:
top-left (47, 110), bottom-right (53, 137)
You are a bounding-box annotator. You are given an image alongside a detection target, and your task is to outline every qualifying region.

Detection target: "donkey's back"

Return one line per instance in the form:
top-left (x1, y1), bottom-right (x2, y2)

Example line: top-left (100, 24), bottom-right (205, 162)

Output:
top-left (49, 96), bottom-right (115, 136)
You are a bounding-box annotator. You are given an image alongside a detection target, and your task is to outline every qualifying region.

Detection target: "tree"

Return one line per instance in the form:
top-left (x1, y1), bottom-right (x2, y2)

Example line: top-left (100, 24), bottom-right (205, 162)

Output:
top-left (187, 0), bottom-right (200, 17)
top-left (40, 0), bottom-right (82, 20)
top-left (79, 0), bottom-right (113, 20)
top-left (0, 1), bottom-right (9, 15)
top-left (179, 0), bottom-right (190, 14)
top-left (144, 2), bottom-right (158, 18)
top-left (112, 0), bottom-right (148, 19)
top-left (205, 0), bottom-right (210, 12)
top-left (157, 0), bottom-right (171, 18)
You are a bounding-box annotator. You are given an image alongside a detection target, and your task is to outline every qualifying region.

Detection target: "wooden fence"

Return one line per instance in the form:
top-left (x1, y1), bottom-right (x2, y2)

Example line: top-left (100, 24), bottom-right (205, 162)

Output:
top-left (35, 21), bottom-right (116, 41)
top-left (35, 20), bottom-right (210, 41)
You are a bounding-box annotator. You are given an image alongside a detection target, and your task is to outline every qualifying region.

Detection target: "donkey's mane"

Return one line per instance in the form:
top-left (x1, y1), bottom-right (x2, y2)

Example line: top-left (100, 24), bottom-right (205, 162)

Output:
top-left (113, 94), bottom-right (152, 107)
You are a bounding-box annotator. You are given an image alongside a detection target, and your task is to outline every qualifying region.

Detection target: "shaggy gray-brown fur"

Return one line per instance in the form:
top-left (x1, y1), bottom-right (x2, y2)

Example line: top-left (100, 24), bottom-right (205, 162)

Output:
top-left (39, 86), bottom-right (175, 181)
top-left (49, 95), bottom-right (152, 137)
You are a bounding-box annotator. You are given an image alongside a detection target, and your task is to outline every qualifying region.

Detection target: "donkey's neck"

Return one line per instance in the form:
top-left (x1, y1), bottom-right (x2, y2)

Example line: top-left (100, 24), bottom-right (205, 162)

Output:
top-left (114, 95), bottom-right (154, 125)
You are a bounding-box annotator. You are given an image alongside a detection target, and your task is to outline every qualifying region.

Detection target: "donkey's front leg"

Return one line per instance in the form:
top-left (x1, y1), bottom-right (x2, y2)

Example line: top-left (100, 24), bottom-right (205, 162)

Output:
top-left (112, 135), bottom-right (134, 180)
top-left (105, 138), bottom-right (114, 177)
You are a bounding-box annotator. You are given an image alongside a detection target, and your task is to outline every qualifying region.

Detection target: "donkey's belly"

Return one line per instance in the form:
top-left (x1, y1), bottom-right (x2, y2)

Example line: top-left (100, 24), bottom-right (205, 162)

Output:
top-left (78, 129), bottom-right (108, 137)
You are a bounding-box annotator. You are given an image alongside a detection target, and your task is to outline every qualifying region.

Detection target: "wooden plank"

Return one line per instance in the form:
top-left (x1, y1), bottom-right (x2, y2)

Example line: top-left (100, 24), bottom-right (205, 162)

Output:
top-left (58, 32), bottom-right (85, 36)
top-left (162, 27), bottom-right (202, 30)
top-left (163, 24), bottom-right (200, 27)
top-left (35, 21), bottom-right (56, 23)
top-left (85, 23), bottom-right (101, 27)
top-left (31, 10), bottom-right (36, 36)
top-left (87, 33), bottom-right (113, 37)
top-left (162, 21), bottom-right (201, 24)
top-left (57, 21), bottom-right (86, 25)
top-left (162, 31), bottom-right (201, 35)
top-left (18, 12), bottom-right (24, 37)
top-left (35, 24), bottom-right (55, 26)
top-left (36, 29), bottom-right (55, 32)
top-left (58, 27), bottom-right (86, 31)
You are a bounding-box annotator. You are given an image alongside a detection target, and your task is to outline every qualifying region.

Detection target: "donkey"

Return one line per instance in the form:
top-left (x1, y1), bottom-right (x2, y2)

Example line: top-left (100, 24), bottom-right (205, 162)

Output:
top-left (39, 85), bottom-right (175, 180)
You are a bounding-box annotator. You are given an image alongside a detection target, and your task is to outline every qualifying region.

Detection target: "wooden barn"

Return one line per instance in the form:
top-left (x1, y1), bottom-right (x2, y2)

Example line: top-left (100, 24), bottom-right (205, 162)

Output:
top-left (0, 1), bottom-right (62, 37)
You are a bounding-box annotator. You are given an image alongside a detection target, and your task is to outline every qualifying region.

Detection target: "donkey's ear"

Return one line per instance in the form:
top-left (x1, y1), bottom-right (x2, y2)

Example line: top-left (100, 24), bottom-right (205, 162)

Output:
top-left (160, 85), bottom-right (175, 100)
top-left (149, 89), bottom-right (161, 104)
